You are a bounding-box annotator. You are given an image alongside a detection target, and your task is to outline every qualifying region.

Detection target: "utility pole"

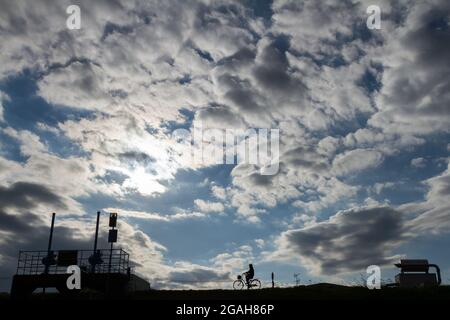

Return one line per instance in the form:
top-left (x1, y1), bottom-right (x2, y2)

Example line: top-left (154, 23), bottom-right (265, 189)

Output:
top-left (42, 213), bottom-right (56, 294)
top-left (89, 211), bottom-right (101, 273)
top-left (44, 213), bottom-right (56, 274)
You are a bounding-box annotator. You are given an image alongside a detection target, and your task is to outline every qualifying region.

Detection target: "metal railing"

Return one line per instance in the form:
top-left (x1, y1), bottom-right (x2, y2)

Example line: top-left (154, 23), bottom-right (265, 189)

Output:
top-left (16, 249), bottom-right (130, 275)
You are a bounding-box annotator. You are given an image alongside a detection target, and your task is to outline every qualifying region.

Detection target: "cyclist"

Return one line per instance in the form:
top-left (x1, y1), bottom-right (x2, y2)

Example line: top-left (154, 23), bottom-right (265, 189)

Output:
top-left (243, 264), bottom-right (254, 288)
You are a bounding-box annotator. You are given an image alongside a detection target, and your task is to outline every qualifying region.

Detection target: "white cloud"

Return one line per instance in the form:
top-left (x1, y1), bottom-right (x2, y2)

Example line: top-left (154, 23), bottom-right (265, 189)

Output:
top-left (254, 239), bottom-right (265, 249)
top-left (103, 207), bottom-right (206, 222)
top-left (332, 149), bottom-right (384, 176)
top-left (0, 91), bottom-right (8, 122)
top-left (211, 245), bottom-right (254, 275)
top-left (369, 0), bottom-right (450, 135)
top-left (0, 127), bottom-right (116, 204)
top-left (411, 157), bottom-right (427, 168)
top-left (194, 199), bottom-right (225, 213)
top-left (372, 182), bottom-right (395, 195)
top-left (211, 185), bottom-right (227, 200)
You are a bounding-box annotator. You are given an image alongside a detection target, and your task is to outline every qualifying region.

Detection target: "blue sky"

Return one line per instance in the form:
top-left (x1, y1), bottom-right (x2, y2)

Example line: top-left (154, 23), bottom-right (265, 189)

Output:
top-left (0, 0), bottom-right (450, 291)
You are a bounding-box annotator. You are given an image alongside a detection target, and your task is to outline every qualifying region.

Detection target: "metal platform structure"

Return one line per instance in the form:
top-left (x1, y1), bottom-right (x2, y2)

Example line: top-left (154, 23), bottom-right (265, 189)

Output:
top-left (394, 259), bottom-right (441, 287)
top-left (10, 212), bottom-right (150, 298)
top-left (15, 249), bottom-right (130, 275)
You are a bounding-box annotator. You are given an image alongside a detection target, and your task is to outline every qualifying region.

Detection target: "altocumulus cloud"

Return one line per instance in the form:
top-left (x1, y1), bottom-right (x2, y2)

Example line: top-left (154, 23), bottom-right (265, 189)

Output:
top-left (0, 0), bottom-right (450, 287)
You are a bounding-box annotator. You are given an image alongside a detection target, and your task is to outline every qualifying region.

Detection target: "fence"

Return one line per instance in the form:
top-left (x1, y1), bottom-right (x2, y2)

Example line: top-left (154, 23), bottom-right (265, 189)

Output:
top-left (15, 249), bottom-right (130, 275)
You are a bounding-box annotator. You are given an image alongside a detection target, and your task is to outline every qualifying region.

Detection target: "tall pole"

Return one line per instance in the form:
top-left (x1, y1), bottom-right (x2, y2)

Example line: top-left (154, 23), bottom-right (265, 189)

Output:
top-left (93, 211), bottom-right (100, 253)
top-left (44, 213), bottom-right (56, 274)
top-left (47, 213), bottom-right (56, 253)
top-left (108, 241), bottom-right (113, 273)
top-left (43, 213), bottom-right (56, 294)
top-left (91, 211), bottom-right (101, 273)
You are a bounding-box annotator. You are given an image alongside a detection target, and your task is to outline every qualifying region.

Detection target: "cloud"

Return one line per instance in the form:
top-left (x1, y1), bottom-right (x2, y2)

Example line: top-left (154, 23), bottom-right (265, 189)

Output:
top-left (271, 206), bottom-right (406, 275)
top-left (194, 199), bottom-right (225, 213)
top-left (372, 182), bottom-right (395, 195)
top-left (254, 239), bottom-right (265, 248)
top-left (332, 149), bottom-right (384, 176)
top-left (1, 0), bottom-right (450, 287)
top-left (0, 181), bottom-right (67, 211)
top-left (411, 157), bottom-right (427, 168)
top-left (0, 128), bottom-right (114, 205)
top-left (271, 160), bottom-right (450, 276)
top-left (0, 0), bottom-right (386, 226)
top-left (211, 245), bottom-right (254, 275)
top-left (369, 0), bottom-right (450, 135)
top-left (211, 185), bottom-right (227, 201)
top-left (404, 160), bottom-right (450, 234)
top-left (0, 91), bottom-right (8, 122)
top-left (103, 207), bottom-right (206, 222)
top-left (196, 104), bottom-right (246, 129)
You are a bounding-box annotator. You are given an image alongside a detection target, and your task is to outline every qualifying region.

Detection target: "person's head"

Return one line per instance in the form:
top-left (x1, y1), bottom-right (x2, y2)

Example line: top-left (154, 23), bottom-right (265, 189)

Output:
top-left (249, 264), bottom-right (253, 269)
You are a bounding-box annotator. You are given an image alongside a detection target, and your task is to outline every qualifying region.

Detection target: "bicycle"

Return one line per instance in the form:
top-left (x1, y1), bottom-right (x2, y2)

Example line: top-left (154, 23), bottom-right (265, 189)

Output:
top-left (233, 273), bottom-right (261, 289)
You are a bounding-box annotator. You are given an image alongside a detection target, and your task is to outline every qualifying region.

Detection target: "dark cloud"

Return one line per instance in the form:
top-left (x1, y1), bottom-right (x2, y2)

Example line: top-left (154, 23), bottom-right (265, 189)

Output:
top-left (247, 172), bottom-right (274, 187)
top-left (0, 181), bottom-right (91, 291)
top-left (253, 35), bottom-right (307, 95)
top-left (197, 104), bottom-right (245, 127)
top-left (0, 210), bottom-right (41, 234)
top-left (101, 22), bottom-right (134, 41)
top-left (0, 181), bottom-right (67, 211)
top-left (217, 47), bottom-right (256, 70)
top-left (390, 14), bottom-right (450, 116)
top-left (0, 211), bottom-right (97, 292)
top-left (371, 0), bottom-right (450, 133)
top-left (118, 151), bottom-right (156, 168)
top-left (280, 206), bottom-right (407, 274)
top-left (284, 145), bottom-right (329, 173)
top-left (219, 74), bottom-right (262, 113)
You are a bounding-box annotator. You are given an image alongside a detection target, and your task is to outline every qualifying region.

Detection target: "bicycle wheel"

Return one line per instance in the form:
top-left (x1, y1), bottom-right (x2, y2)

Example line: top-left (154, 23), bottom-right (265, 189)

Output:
top-left (233, 280), bottom-right (245, 290)
top-left (250, 279), bottom-right (261, 289)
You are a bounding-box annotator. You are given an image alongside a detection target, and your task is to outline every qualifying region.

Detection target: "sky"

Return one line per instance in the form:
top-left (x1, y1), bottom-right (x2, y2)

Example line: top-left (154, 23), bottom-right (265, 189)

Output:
top-left (0, 0), bottom-right (450, 291)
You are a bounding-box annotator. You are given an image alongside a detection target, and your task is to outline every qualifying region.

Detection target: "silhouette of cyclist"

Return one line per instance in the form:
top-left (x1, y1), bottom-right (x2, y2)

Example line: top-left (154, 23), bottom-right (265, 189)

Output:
top-left (244, 264), bottom-right (254, 288)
